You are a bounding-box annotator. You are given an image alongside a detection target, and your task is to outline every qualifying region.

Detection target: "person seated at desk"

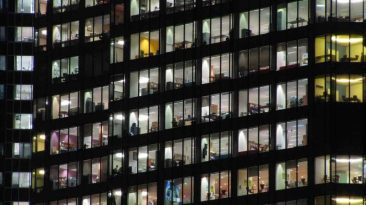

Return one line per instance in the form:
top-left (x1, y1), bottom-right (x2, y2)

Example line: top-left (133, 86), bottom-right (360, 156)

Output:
top-left (130, 123), bottom-right (139, 136)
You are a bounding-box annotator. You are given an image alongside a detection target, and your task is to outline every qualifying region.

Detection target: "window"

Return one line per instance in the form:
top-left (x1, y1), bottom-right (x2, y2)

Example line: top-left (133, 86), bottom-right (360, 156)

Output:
top-left (164, 138), bottom-right (195, 167)
top-left (276, 79), bottom-right (308, 110)
top-left (112, 3), bottom-right (124, 25)
top-left (12, 172), bottom-right (31, 188)
top-left (238, 45), bottom-right (271, 77)
top-left (166, 22), bottom-right (196, 52)
top-left (316, 155), bottom-right (365, 184)
top-left (17, 0), bottom-right (34, 13)
top-left (315, 195), bottom-right (366, 205)
top-left (166, 0), bottom-right (195, 13)
top-left (237, 165), bottom-right (269, 195)
top-left (277, 0), bottom-right (308, 31)
top-left (276, 39), bottom-right (308, 70)
top-left (82, 194), bottom-right (107, 205)
top-left (335, 74), bottom-right (363, 102)
top-left (128, 144), bottom-right (158, 174)
top-left (83, 121), bottom-right (108, 149)
top-left (129, 106), bottom-right (159, 135)
top-left (239, 7), bottom-right (271, 38)
top-left (164, 177), bottom-right (194, 205)
top-left (15, 27), bottom-right (34, 42)
top-left (15, 56), bottom-right (33, 71)
top-left (13, 143), bottom-right (31, 158)
top-left (165, 60), bottom-right (195, 90)
top-left (50, 127), bottom-right (79, 154)
top-left (201, 53), bottom-right (232, 84)
top-left (110, 112), bottom-right (126, 138)
top-left (35, 0), bottom-right (47, 15)
top-left (0, 55), bottom-right (5, 70)
top-left (315, 74), bottom-right (363, 103)
top-left (130, 68), bottom-right (159, 97)
top-left (50, 162), bottom-right (79, 189)
top-left (111, 75), bottom-right (125, 101)
top-left (82, 157), bottom-right (108, 184)
top-left (85, 0), bottom-right (109, 7)
top-left (315, 34), bottom-right (364, 63)
top-left (201, 92), bottom-right (232, 122)
top-left (201, 131), bottom-right (231, 162)
top-left (52, 56), bottom-right (79, 84)
top-left (165, 99), bottom-right (196, 129)
top-left (83, 86), bottom-right (109, 113)
top-left (130, 0), bottom-right (159, 21)
top-left (110, 150), bottom-right (124, 176)
top-left (316, 0), bottom-right (365, 22)
top-left (314, 75), bottom-right (332, 102)
top-left (52, 21), bottom-right (79, 47)
top-left (202, 0), bottom-right (226, 6)
top-left (32, 168), bottom-right (45, 192)
top-left (202, 15), bottom-right (232, 45)
top-left (200, 170), bottom-right (231, 201)
top-left (36, 27), bottom-right (47, 50)
top-left (130, 30), bottom-right (160, 59)
top-left (52, 92), bottom-right (79, 119)
top-left (238, 85), bottom-right (271, 116)
top-left (33, 134), bottom-right (45, 153)
top-left (53, 0), bottom-right (79, 13)
top-left (238, 125), bottom-right (270, 154)
top-left (14, 85), bottom-right (33, 100)
top-left (110, 37), bottom-right (124, 63)
top-left (276, 159), bottom-right (308, 190)
top-left (14, 114), bottom-right (32, 129)
top-left (0, 84), bottom-right (3, 99)
top-left (276, 118), bottom-right (308, 150)
top-left (85, 15), bottom-right (110, 42)
top-left (84, 86), bottom-right (109, 113)
top-left (128, 183), bottom-right (157, 205)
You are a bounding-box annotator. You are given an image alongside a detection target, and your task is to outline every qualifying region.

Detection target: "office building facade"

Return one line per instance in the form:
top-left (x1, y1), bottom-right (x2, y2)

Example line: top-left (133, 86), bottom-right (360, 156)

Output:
top-left (19, 0), bottom-right (366, 204)
top-left (0, 1), bottom-right (34, 205)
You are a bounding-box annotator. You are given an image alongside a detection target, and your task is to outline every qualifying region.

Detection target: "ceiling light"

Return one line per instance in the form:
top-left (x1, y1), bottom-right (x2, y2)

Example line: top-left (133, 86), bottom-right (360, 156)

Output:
top-left (115, 114), bottom-right (124, 121)
top-left (61, 100), bottom-right (71, 106)
top-left (139, 77), bottom-right (149, 84)
top-left (138, 153), bottom-right (148, 159)
top-left (117, 40), bottom-right (125, 46)
top-left (335, 78), bottom-right (363, 83)
top-left (335, 0), bottom-right (363, 3)
top-left (334, 158), bottom-right (362, 163)
top-left (115, 152), bottom-right (124, 158)
top-left (39, 134), bottom-right (46, 140)
top-left (332, 197), bottom-right (363, 204)
top-left (331, 36), bottom-right (363, 44)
